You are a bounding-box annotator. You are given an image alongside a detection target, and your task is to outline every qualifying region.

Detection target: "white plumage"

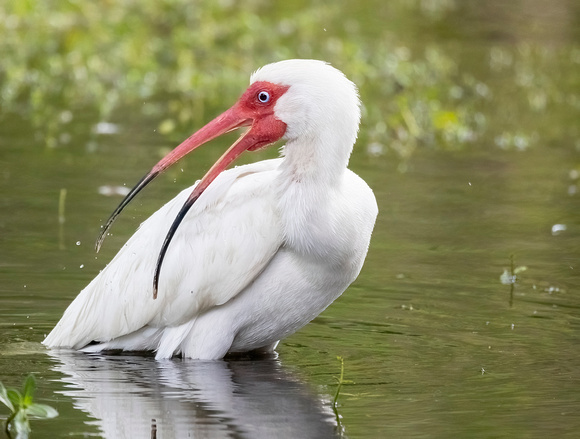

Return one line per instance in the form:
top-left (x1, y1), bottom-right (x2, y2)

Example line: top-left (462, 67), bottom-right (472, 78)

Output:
top-left (44, 59), bottom-right (378, 359)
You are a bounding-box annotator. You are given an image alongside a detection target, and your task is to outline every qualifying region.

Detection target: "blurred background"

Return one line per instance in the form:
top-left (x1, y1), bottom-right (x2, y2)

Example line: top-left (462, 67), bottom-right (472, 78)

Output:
top-left (0, 0), bottom-right (579, 438)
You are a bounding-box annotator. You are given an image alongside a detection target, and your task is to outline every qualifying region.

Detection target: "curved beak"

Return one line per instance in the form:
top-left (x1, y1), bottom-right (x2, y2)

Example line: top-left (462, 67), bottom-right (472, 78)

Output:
top-left (95, 103), bottom-right (286, 299)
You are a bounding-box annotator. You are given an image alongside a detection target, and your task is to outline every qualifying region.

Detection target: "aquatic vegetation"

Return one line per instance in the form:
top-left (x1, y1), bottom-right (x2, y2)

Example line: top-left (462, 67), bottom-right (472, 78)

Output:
top-left (332, 356), bottom-right (347, 436)
top-left (500, 254), bottom-right (528, 307)
top-left (332, 356), bottom-right (347, 410)
top-left (0, 375), bottom-right (58, 438)
top-left (499, 254), bottom-right (527, 286)
top-left (1, 0), bottom-right (577, 163)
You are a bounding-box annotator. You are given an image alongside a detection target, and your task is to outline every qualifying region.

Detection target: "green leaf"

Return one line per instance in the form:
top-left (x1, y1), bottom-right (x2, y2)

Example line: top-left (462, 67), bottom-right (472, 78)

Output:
top-left (22, 375), bottom-right (36, 407)
top-left (0, 383), bottom-right (15, 412)
top-left (7, 389), bottom-right (22, 408)
top-left (25, 403), bottom-right (59, 419)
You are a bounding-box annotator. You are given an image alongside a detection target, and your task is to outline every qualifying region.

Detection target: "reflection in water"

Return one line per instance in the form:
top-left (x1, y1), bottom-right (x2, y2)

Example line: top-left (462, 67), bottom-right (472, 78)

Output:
top-left (47, 351), bottom-right (340, 438)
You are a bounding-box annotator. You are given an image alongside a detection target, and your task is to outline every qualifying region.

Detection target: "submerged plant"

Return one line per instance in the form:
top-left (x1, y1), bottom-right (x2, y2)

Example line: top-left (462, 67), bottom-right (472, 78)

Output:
top-left (332, 356), bottom-right (354, 437)
top-left (332, 356), bottom-right (346, 411)
top-left (0, 375), bottom-right (58, 438)
top-left (500, 254), bottom-right (528, 307)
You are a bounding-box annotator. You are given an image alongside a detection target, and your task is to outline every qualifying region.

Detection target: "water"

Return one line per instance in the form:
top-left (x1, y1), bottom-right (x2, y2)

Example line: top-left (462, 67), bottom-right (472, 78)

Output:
top-left (1, 1), bottom-right (579, 437)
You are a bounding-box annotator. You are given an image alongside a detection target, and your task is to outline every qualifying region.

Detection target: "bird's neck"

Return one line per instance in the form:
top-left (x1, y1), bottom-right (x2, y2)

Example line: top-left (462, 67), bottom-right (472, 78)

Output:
top-left (278, 131), bottom-right (353, 186)
top-left (275, 133), bottom-right (354, 258)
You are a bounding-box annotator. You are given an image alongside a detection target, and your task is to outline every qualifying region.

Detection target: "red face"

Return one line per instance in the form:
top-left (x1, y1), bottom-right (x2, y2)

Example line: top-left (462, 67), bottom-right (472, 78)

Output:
top-left (239, 81), bottom-right (290, 111)
top-left (229, 81), bottom-right (290, 151)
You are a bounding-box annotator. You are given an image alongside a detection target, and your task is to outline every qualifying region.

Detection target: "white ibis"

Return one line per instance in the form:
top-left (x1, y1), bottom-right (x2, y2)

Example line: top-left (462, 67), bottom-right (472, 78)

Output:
top-left (43, 59), bottom-right (378, 360)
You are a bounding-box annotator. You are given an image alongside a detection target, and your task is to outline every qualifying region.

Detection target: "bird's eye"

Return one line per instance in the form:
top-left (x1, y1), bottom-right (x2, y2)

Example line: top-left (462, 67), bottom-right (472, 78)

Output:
top-left (257, 91), bottom-right (271, 103)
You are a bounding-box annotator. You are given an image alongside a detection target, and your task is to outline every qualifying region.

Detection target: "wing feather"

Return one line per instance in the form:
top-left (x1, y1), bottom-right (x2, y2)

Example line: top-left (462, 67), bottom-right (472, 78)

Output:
top-left (44, 159), bottom-right (283, 349)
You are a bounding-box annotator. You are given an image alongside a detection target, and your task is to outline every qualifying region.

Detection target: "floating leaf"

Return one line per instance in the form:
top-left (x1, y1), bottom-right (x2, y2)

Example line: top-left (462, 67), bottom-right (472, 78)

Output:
top-left (7, 389), bottom-right (21, 408)
top-left (0, 383), bottom-right (15, 412)
top-left (22, 375), bottom-right (36, 407)
top-left (25, 403), bottom-right (59, 419)
top-left (1, 376), bottom-right (58, 436)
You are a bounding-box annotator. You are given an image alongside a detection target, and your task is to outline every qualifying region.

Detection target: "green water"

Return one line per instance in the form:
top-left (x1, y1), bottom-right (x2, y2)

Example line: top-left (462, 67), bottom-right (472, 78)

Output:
top-left (1, 1), bottom-right (579, 437)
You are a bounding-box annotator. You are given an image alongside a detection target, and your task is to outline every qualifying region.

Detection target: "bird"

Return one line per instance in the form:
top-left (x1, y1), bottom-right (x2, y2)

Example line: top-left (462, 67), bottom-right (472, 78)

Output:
top-left (43, 59), bottom-right (378, 360)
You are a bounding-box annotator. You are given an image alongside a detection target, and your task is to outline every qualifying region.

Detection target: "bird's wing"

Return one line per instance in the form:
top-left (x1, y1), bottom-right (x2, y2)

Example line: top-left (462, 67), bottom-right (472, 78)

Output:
top-left (44, 159), bottom-right (284, 349)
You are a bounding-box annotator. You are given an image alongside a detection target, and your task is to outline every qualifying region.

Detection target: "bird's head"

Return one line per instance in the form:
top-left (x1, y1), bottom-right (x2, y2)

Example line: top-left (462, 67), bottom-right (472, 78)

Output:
top-left (95, 59), bottom-right (360, 297)
top-left (251, 59), bottom-right (361, 146)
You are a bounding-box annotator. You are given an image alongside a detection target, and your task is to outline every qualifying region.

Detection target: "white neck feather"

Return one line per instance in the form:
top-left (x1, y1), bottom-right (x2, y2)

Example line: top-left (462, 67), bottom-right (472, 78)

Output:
top-left (275, 130), bottom-right (356, 259)
top-left (253, 59), bottom-right (362, 258)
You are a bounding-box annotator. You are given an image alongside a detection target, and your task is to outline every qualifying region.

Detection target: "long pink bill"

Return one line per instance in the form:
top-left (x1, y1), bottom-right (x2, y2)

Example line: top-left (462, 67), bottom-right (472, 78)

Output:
top-left (152, 111), bottom-right (287, 298)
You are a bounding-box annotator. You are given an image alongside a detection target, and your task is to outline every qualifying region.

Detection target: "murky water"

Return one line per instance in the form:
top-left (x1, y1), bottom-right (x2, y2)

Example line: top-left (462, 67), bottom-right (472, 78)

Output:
top-left (1, 1), bottom-right (579, 438)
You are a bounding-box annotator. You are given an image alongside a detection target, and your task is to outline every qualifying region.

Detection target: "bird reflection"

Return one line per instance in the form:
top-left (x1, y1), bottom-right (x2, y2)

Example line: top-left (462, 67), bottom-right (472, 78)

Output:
top-left (46, 350), bottom-right (341, 438)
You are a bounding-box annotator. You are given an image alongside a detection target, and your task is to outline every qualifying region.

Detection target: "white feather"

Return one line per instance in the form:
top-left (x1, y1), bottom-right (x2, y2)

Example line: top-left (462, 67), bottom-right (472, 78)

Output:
top-left (45, 160), bottom-right (283, 356)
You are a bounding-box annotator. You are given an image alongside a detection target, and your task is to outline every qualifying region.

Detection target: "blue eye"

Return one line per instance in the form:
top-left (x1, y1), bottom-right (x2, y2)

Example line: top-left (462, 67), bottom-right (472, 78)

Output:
top-left (257, 91), bottom-right (270, 103)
